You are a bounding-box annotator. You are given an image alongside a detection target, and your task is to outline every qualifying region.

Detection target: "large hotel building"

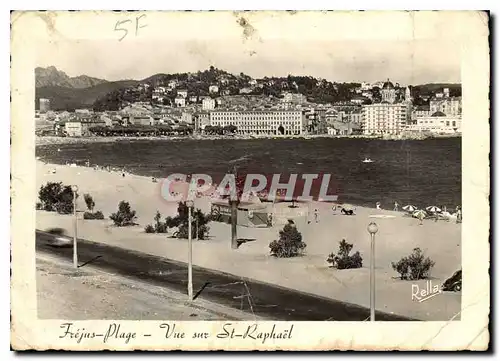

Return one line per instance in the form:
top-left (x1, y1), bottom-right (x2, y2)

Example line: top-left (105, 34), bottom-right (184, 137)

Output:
top-left (209, 110), bottom-right (305, 135)
top-left (362, 103), bottom-right (412, 135)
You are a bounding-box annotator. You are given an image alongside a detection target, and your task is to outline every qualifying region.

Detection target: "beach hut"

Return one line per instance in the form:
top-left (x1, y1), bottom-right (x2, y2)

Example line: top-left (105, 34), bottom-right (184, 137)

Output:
top-left (209, 198), bottom-right (269, 228)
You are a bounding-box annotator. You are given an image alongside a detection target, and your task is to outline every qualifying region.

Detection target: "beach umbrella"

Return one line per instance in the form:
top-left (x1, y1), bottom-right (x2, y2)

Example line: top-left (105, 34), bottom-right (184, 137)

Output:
top-left (402, 205), bottom-right (417, 212)
top-left (426, 206), bottom-right (442, 213)
top-left (413, 209), bottom-right (427, 219)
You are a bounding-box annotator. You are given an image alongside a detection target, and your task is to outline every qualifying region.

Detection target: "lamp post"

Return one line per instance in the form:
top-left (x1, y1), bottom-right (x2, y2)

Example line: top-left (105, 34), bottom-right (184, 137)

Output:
top-left (71, 185), bottom-right (79, 269)
top-left (367, 221), bottom-right (378, 321)
top-left (186, 199), bottom-right (194, 300)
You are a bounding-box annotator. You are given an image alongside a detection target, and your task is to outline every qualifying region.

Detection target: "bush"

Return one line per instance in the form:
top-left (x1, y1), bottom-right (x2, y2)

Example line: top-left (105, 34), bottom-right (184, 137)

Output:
top-left (110, 201), bottom-right (137, 226)
top-left (84, 211), bottom-right (105, 220)
top-left (38, 182), bottom-right (77, 214)
top-left (269, 222), bottom-right (306, 258)
top-left (144, 224), bottom-right (155, 233)
top-left (163, 202), bottom-right (211, 239)
top-left (327, 239), bottom-right (363, 269)
top-left (391, 247), bottom-right (435, 280)
top-left (84, 193), bottom-right (95, 212)
top-left (36, 202), bottom-right (43, 210)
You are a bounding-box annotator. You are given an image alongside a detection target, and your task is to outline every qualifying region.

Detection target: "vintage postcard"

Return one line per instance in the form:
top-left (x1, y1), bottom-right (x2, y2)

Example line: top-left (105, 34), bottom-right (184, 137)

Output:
top-left (10, 10), bottom-right (490, 351)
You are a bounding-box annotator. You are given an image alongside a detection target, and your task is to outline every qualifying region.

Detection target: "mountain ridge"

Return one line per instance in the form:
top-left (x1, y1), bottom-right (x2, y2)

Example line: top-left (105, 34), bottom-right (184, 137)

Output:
top-left (35, 66), bottom-right (108, 89)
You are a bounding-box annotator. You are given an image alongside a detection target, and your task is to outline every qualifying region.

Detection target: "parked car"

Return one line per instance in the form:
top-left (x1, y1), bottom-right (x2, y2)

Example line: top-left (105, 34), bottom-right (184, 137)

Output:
top-left (442, 269), bottom-right (462, 292)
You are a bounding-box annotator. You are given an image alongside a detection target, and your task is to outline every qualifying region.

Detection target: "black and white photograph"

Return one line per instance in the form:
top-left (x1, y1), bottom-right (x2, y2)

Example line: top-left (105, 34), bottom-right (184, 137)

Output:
top-left (10, 10), bottom-right (490, 351)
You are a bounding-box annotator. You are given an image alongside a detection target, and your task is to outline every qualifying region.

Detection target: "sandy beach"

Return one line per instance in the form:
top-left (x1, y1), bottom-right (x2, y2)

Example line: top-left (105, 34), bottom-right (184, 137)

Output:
top-left (36, 160), bottom-right (461, 320)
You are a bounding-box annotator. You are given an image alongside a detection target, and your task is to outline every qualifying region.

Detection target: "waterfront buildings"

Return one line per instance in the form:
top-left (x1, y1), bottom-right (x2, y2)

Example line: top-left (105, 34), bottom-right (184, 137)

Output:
top-left (362, 102), bottom-right (412, 135)
top-left (209, 110), bottom-right (304, 135)
top-left (407, 113), bottom-right (462, 134)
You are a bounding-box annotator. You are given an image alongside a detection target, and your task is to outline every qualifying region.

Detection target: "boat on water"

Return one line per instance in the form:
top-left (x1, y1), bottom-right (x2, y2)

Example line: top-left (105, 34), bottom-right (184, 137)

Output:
top-left (362, 158), bottom-right (374, 163)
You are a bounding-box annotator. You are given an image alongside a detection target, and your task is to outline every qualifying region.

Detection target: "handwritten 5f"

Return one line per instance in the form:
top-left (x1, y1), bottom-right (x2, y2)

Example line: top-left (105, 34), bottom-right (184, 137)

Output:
top-left (115, 15), bottom-right (147, 41)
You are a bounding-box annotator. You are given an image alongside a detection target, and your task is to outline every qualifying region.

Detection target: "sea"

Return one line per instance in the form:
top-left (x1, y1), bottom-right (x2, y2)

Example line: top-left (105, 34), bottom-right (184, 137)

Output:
top-left (36, 137), bottom-right (461, 209)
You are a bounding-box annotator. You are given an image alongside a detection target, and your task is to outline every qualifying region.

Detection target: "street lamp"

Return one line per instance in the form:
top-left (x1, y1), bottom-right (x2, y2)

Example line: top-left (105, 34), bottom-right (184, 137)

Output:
top-left (186, 199), bottom-right (194, 301)
top-left (367, 221), bottom-right (378, 321)
top-left (71, 185), bottom-right (79, 269)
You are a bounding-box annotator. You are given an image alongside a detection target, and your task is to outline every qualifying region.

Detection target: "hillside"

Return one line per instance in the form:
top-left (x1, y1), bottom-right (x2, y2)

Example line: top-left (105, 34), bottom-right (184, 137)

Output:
top-left (35, 80), bottom-right (139, 110)
top-left (35, 66), bottom-right (108, 89)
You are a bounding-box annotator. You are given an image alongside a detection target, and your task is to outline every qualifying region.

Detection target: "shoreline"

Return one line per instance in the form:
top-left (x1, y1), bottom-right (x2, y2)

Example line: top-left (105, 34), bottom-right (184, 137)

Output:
top-left (35, 160), bottom-right (439, 213)
top-left (36, 133), bottom-right (462, 146)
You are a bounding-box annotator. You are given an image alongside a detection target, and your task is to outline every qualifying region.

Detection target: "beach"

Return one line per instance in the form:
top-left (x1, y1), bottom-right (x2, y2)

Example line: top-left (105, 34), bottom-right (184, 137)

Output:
top-left (36, 160), bottom-right (461, 320)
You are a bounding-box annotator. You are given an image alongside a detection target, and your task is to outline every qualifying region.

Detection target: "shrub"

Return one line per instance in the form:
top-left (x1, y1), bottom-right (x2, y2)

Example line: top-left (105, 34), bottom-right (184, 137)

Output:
top-left (84, 193), bottom-right (95, 212)
top-left (84, 211), bottom-right (105, 220)
top-left (110, 201), bottom-right (137, 226)
top-left (38, 182), bottom-right (77, 214)
top-left (36, 202), bottom-right (43, 210)
top-left (391, 247), bottom-right (435, 280)
top-left (167, 202), bottom-right (211, 240)
top-left (327, 239), bottom-right (363, 269)
top-left (269, 222), bottom-right (306, 258)
top-left (144, 224), bottom-right (155, 233)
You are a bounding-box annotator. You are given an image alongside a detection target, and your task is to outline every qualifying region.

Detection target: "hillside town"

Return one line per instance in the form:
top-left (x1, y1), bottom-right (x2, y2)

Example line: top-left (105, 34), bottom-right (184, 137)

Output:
top-left (35, 68), bottom-right (462, 139)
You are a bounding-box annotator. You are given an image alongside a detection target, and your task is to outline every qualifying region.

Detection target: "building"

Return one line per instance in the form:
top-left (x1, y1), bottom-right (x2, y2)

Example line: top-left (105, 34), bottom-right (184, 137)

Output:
top-left (282, 92), bottom-right (307, 104)
top-left (209, 110), bottom-right (304, 136)
top-left (174, 97), bottom-right (186, 107)
top-left (209, 85), bottom-right (219, 94)
top-left (202, 97), bottom-right (216, 110)
top-left (64, 122), bottom-right (83, 137)
top-left (362, 102), bottom-right (412, 135)
top-left (152, 87), bottom-right (167, 102)
top-left (39, 98), bottom-right (50, 113)
top-left (429, 96), bottom-right (462, 116)
top-left (348, 111), bottom-right (363, 125)
top-left (381, 79), bottom-right (397, 104)
top-left (407, 113), bottom-right (462, 134)
top-left (195, 112), bottom-right (210, 133)
top-left (413, 105), bottom-right (431, 119)
top-left (168, 80), bottom-right (178, 89)
top-left (239, 87), bottom-right (253, 95)
top-left (177, 89), bottom-right (188, 98)
top-left (131, 115), bottom-right (155, 126)
top-left (181, 112), bottom-right (193, 125)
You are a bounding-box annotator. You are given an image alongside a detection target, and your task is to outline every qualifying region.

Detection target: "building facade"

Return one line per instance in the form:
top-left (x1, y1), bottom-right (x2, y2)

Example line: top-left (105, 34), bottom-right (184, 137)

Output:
top-left (429, 96), bottom-right (462, 116)
top-left (362, 102), bottom-right (411, 135)
top-left (210, 110), bottom-right (304, 136)
top-left (381, 80), bottom-right (397, 104)
top-left (64, 122), bottom-right (83, 137)
top-left (407, 114), bottom-right (462, 134)
top-left (202, 97), bottom-right (216, 110)
top-left (174, 97), bottom-right (186, 107)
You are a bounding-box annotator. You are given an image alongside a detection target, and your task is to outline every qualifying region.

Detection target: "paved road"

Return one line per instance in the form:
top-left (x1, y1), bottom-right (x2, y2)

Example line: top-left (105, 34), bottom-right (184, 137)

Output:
top-left (36, 230), bottom-right (415, 321)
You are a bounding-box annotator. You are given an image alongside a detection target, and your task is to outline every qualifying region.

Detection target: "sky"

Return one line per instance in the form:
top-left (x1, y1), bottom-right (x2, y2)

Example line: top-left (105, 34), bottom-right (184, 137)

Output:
top-left (35, 37), bottom-right (462, 86)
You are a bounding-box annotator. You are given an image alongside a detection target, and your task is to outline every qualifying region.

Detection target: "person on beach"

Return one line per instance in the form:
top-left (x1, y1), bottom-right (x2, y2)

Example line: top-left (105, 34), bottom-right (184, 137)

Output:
top-left (393, 201), bottom-right (399, 211)
top-left (314, 209), bottom-right (319, 223)
top-left (332, 205), bottom-right (338, 214)
top-left (376, 202), bottom-right (381, 210)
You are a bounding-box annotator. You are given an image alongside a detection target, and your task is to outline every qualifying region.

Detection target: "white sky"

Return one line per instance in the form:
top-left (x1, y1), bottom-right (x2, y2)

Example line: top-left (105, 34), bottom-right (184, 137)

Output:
top-left (34, 12), bottom-right (464, 85)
